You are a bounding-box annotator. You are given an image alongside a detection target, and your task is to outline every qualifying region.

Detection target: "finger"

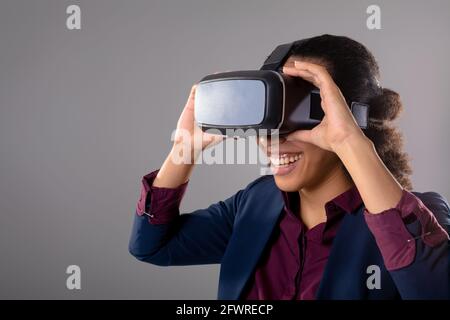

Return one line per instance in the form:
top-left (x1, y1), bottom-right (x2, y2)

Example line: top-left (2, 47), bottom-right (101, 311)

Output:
top-left (282, 67), bottom-right (321, 88)
top-left (189, 84), bottom-right (198, 100)
top-left (285, 63), bottom-right (349, 115)
top-left (293, 61), bottom-right (337, 92)
top-left (282, 67), bottom-right (332, 114)
top-left (293, 61), bottom-right (331, 79)
top-left (296, 62), bottom-right (349, 105)
top-left (285, 130), bottom-right (313, 144)
top-left (185, 83), bottom-right (198, 111)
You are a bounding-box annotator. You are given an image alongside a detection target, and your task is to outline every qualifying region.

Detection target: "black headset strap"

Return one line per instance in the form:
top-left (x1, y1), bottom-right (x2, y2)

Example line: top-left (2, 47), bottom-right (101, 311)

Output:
top-left (260, 42), bottom-right (295, 71)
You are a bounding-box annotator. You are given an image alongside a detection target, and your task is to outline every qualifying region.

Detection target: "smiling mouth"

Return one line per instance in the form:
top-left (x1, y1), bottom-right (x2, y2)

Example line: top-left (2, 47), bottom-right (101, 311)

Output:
top-left (269, 152), bottom-right (303, 167)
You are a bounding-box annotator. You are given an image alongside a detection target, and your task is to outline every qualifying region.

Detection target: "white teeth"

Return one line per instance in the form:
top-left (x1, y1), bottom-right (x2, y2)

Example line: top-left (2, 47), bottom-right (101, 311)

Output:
top-left (270, 153), bottom-right (303, 166)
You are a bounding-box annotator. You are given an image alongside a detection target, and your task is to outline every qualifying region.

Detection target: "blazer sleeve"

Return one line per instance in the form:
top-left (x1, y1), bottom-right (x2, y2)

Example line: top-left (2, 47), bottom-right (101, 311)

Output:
top-left (128, 183), bottom-right (245, 266)
top-left (385, 192), bottom-right (450, 299)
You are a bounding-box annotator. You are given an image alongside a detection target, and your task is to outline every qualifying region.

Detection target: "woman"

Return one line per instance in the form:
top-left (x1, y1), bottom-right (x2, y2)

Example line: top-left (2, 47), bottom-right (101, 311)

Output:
top-left (129, 35), bottom-right (450, 299)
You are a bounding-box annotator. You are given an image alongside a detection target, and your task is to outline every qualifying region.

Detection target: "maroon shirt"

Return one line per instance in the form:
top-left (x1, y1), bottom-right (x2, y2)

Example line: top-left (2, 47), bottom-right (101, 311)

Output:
top-left (242, 186), bottom-right (362, 300)
top-left (136, 170), bottom-right (449, 299)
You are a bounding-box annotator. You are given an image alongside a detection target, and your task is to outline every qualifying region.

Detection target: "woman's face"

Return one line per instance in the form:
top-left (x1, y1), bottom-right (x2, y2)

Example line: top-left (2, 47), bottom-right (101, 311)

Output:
top-left (262, 57), bottom-right (343, 192)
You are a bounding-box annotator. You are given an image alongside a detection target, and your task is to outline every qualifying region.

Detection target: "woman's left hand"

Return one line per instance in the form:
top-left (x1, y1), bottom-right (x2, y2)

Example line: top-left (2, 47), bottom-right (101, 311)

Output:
top-left (282, 61), bottom-right (366, 152)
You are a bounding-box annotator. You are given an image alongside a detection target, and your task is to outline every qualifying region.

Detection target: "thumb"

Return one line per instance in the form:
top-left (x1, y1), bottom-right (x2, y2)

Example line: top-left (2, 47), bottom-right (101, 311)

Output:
top-left (185, 84), bottom-right (198, 112)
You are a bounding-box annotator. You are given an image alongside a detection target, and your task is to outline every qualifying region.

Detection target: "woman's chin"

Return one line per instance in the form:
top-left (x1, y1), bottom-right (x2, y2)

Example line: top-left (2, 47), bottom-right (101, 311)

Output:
top-left (273, 176), bottom-right (303, 192)
top-left (272, 166), bottom-right (304, 192)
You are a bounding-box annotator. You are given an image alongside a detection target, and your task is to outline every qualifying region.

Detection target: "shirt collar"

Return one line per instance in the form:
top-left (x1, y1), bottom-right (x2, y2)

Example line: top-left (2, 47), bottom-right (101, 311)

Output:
top-left (281, 184), bottom-right (363, 217)
top-left (325, 184), bottom-right (363, 215)
top-left (280, 185), bottom-right (363, 243)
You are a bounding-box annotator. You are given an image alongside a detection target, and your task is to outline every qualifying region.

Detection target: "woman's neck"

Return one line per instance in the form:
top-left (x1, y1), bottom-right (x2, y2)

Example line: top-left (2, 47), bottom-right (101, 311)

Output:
top-left (298, 165), bottom-right (354, 229)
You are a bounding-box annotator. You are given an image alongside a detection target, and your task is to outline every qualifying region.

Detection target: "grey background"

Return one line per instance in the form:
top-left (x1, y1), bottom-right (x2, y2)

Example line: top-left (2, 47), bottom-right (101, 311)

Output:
top-left (0, 0), bottom-right (449, 299)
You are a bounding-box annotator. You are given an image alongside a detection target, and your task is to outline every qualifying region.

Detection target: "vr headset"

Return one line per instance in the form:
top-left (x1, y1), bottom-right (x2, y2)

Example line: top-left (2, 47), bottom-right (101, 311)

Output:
top-left (194, 41), bottom-right (369, 136)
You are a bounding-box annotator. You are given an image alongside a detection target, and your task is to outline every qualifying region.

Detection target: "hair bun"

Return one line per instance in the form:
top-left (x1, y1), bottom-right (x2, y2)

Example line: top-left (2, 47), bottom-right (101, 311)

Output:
top-left (368, 88), bottom-right (403, 121)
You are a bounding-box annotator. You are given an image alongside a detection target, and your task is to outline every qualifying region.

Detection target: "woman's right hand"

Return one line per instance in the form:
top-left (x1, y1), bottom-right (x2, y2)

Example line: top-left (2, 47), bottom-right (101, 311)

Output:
top-left (173, 84), bottom-right (224, 161)
top-left (153, 84), bottom-right (223, 188)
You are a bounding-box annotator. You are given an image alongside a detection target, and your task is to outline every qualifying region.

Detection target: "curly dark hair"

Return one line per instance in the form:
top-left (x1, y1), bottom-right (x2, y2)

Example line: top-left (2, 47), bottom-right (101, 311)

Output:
top-left (290, 34), bottom-right (413, 190)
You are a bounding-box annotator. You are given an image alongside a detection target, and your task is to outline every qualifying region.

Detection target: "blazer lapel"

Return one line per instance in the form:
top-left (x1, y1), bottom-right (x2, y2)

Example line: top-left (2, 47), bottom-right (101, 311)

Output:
top-left (218, 180), bottom-right (284, 299)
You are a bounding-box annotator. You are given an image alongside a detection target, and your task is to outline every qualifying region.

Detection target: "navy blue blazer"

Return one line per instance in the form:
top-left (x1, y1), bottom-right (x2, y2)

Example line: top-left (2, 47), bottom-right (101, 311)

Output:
top-left (129, 175), bottom-right (450, 299)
